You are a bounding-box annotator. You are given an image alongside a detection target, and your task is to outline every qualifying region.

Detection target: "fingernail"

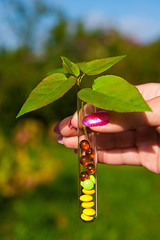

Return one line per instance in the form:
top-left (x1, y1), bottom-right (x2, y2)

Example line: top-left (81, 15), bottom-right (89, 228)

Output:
top-left (74, 149), bottom-right (78, 154)
top-left (57, 135), bottom-right (64, 144)
top-left (54, 123), bottom-right (61, 134)
top-left (68, 118), bottom-right (73, 129)
top-left (82, 112), bottom-right (110, 127)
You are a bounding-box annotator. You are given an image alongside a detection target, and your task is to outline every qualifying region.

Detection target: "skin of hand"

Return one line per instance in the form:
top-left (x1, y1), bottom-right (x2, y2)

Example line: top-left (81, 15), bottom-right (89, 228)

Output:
top-left (57, 83), bottom-right (160, 174)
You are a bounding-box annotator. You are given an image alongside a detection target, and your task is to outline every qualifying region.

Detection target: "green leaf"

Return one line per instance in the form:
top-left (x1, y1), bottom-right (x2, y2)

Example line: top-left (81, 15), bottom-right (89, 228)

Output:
top-left (47, 62), bottom-right (86, 75)
top-left (78, 75), bottom-right (151, 112)
top-left (16, 73), bottom-right (76, 118)
top-left (80, 55), bottom-right (126, 75)
top-left (47, 67), bottom-right (67, 75)
top-left (61, 56), bottom-right (80, 77)
top-left (76, 62), bottom-right (87, 69)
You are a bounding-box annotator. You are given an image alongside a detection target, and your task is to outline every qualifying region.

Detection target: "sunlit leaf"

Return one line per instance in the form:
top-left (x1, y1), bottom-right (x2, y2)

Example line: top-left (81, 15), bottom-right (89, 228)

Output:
top-left (80, 55), bottom-right (126, 75)
top-left (61, 56), bottom-right (80, 77)
top-left (47, 62), bottom-right (86, 75)
top-left (47, 68), bottom-right (67, 75)
top-left (17, 73), bottom-right (76, 118)
top-left (76, 62), bottom-right (86, 69)
top-left (78, 75), bottom-right (151, 112)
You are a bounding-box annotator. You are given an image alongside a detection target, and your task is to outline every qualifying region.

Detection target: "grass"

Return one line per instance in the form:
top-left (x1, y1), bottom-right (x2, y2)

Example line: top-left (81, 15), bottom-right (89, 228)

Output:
top-left (1, 143), bottom-right (160, 240)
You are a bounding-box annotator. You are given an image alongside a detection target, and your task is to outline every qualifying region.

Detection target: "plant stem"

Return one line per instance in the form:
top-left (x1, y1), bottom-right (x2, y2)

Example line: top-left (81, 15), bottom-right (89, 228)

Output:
top-left (79, 73), bottom-right (85, 83)
top-left (81, 101), bottom-right (89, 142)
top-left (76, 73), bottom-right (89, 142)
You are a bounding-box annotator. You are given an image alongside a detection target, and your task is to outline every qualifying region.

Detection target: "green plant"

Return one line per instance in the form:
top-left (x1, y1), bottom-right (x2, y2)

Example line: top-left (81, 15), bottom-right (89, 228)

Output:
top-left (16, 55), bottom-right (151, 119)
top-left (16, 55), bottom-right (152, 222)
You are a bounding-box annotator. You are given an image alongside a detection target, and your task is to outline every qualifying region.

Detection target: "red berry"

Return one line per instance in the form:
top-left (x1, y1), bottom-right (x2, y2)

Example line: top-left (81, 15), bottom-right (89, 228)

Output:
top-left (86, 164), bottom-right (96, 174)
top-left (86, 148), bottom-right (95, 159)
top-left (80, 140), bottom-right (90, 151)
top-left (80, 155), bottom-right (90, 166)
top-left (79, 171), bottom-right (89, 181)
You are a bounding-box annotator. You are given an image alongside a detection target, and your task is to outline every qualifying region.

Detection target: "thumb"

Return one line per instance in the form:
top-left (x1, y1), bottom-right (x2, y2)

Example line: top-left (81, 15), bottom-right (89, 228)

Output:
top-left (85, 96), bottom-right (160, 133)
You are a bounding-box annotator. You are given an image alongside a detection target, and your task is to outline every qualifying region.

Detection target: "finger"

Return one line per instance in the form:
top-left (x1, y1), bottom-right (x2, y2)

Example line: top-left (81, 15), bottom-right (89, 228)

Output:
top-left (86, 96), bottom-right (160, 133)
top-left (98, 146), bottom-right (159, 174)
top-left (97, 130), bottom-right (136, 150)
top-left (61, 130), bottom-right (136, 150)
top-left (69, 85), bottom-right (160, 132)
top-left (136, 126), bottom-right (160, 174)
top-left (63, 135), bottom-right (87, 149)
top-left (70, 104), bottom-right (96, 129)
top-left (98, 148), bottom-right (140, 166)
top-left (59, 116), bottom-right (78, 137)
top-left (63, 95), bottom-right (160, 139)
top-left (136, 83), bottom-right (160, 100)
top-left (63, 136), bottom-right (78, 149)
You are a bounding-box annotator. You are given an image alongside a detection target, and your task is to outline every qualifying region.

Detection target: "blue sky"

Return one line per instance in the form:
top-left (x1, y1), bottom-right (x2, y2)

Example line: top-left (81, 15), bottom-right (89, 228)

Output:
top-left (0, 0), bottom-right (160, 50)
top-left (51, 0), bottom-right (160, 43)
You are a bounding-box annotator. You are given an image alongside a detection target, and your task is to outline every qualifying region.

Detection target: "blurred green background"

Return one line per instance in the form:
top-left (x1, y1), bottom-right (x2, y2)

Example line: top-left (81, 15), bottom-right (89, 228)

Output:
top-left (0, 1), bottom-right (160, 239)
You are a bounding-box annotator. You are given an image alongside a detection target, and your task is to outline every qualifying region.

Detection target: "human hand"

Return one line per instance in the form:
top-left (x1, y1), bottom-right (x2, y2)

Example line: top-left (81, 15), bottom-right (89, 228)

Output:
top-left (55, 83), bottom-right (160, 174)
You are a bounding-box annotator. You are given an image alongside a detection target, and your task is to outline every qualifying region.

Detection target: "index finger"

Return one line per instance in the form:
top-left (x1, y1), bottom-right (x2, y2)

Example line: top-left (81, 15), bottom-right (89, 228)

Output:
top-left (71, 96), bottom-right (160, 133)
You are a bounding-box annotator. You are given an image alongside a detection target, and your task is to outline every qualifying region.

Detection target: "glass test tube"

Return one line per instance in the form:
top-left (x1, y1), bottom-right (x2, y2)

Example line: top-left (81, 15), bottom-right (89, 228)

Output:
top-left (77, 97), bottom-right (97, 222)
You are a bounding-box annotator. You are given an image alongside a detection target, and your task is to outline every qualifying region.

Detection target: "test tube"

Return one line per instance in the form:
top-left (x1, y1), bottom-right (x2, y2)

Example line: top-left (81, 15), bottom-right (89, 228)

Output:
top-left (77, 98), bottom-right (97, 222)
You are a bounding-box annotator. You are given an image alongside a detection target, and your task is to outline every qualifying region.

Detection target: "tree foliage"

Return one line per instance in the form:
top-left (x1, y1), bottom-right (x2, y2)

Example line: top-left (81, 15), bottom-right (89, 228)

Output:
top-left (0, 6), bottom-right (160, 125)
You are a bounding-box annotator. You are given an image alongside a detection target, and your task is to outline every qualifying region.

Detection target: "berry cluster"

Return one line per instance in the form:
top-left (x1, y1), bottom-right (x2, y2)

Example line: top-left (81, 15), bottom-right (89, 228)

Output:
top-left (79, 139), bottom-right (96, 221)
